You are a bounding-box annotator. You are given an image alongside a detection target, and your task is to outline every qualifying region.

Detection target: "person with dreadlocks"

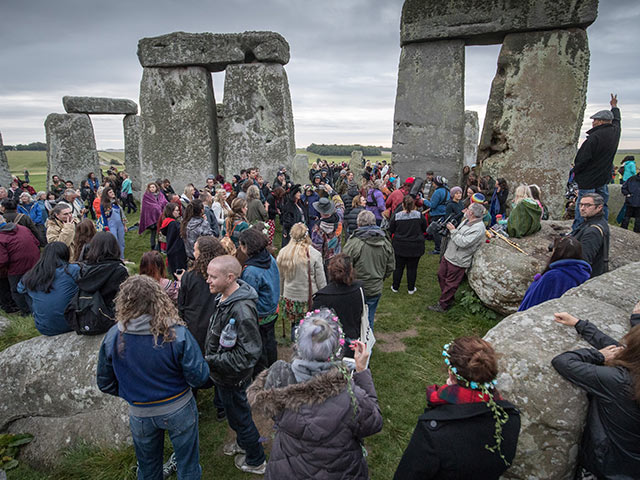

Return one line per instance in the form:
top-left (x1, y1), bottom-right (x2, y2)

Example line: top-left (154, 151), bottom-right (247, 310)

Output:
top-left (394, 336), bottom-right (521, 479)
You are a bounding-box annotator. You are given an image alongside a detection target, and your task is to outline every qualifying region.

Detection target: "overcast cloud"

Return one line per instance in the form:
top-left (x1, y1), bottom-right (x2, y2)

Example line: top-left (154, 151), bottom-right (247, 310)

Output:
top-left (1, 0), bottom-right (638, 150)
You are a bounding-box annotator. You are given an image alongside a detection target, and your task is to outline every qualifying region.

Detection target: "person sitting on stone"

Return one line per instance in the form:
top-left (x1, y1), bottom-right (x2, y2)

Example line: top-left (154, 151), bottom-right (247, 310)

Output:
top-left (1, 197), bottom-right (45, 246)
top-left (506, 184), bottom-right (542, 238)
top-left (570, 193), bottom-right (609, 277)
top-left (394, 336), bottom-right (520, 479)
top-left (552, 306), bottom-right (640, 479)
top-left (46, 203), bottom-right (79, 258)
top-left (518, 236), bottom-right (591, 311)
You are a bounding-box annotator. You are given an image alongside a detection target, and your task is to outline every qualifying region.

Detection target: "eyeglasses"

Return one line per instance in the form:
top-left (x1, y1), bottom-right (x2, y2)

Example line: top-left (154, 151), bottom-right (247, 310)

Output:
top-left (578, 203), bottom-right (595, 208)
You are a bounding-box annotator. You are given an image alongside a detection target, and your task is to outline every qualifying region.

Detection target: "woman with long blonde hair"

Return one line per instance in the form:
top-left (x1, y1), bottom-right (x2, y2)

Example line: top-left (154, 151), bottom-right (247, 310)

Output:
top-left (276, 222), bottom-right (326, 339)
top-left (212, 188), bottom-right (231, 232)
top-left (97, 275), bottom-right (210, 478)
top-left (506, 184), bottom-right (542, 238)
top-left (225, 197), bottom-right (249, 247)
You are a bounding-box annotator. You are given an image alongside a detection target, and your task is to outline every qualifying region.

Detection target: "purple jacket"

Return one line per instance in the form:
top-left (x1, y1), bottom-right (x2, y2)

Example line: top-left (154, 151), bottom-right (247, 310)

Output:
top-left (139, 191), bottom-right (168, 233)
top-left (366, 188), bottom-right (385, 221)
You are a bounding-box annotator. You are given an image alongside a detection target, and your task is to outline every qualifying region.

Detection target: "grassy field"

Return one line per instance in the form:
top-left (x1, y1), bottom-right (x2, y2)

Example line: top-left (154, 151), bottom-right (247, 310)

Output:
top-left (296, 148), bottom-right (391, 168)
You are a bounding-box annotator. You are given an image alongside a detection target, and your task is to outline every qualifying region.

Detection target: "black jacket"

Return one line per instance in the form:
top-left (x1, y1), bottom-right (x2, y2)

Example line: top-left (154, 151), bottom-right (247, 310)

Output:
top-left (394, 400), bottom-right (521, 479)
top-left (571, 212), bottom-right (609, 277)
top-left (573, 107), bottom-right (621, 189)
top-left (312, 281), bottom-right (364, 353)
top-left (621, 174), bottom-right (640, 208)
top-left (552, 318), bottom-right (640, 479)
top-left (204, 280), bottom-right (262, 387)
top-left (76, 260), bottom-right (129, 311)
top-left (388, 210), bottom-right (427, 257)
top-left (162, 219), bottom-right (187, 275)
top-left (345, 206), bottom-right (364, 235)
top-left (281, 197), bottom-right (306, 233)
top-left (178, 270), bottom-right (217, 353)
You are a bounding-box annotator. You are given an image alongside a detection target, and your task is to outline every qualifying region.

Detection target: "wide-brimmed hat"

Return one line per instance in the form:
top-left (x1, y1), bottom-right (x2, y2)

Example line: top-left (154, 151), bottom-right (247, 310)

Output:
top-left (313, 197), bottom-right (335, 215)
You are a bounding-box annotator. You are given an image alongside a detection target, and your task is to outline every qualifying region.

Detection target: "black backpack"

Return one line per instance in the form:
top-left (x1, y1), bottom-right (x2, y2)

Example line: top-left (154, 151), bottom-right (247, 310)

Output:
top-left (64, 288), bottom-right (115, 335)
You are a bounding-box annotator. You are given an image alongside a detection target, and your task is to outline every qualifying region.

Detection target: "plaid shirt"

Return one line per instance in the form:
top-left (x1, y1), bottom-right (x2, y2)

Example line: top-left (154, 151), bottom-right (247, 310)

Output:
top-left (426, 384), bottom-right (502, 406)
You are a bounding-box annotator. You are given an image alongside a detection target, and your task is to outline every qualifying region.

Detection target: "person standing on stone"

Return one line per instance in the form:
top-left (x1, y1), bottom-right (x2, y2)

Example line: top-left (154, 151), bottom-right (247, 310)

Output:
top-left (572, 94), bottom-right (621, 230)
top-left (570, 193), bottom-right (609, 277)
top-left (621, 168), bottom-right (640, 233)
top-left (552, 308), bottom-right (640, 479)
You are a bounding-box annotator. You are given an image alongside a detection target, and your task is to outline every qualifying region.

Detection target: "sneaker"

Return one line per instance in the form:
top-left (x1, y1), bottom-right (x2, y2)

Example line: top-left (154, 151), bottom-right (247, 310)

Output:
top-left (162, 453), bottom-right (177, 479)
top-left (390, 286), bottom-right (398, 293)
top-left (408, 288), bottom-right (417, 295)
top-left (223, 441), bottom-right (245, 456)
top-left (234, 454), bottom-right (266, 475)
top-left (427, 303), bottom-right (446, 313)
top-left (429, 250), bottom-right (440, 255)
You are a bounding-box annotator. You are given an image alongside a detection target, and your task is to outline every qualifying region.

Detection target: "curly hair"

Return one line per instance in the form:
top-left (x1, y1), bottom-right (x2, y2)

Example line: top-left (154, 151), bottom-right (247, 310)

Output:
top-left (115, 275), bottom-right (184, 346)
top-left (191, 236), bottom-right (225, 279)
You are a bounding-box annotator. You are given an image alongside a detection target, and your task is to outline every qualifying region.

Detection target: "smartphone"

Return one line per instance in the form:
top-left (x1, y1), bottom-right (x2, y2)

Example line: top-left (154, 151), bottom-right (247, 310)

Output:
top-left (175, 269), bottom-right (185, 275)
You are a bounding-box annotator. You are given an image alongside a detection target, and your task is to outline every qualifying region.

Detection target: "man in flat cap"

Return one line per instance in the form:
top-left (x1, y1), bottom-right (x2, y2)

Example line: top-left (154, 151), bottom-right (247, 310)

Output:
top-left (572, 94), bottom-right (621, 231)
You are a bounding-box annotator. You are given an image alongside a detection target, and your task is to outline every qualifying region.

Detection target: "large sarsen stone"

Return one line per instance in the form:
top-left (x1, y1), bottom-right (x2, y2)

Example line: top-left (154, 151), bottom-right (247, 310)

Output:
top-left (63, 96), bottom-right (138, 115)
top-left (0, 132), bottom-right (11, 187)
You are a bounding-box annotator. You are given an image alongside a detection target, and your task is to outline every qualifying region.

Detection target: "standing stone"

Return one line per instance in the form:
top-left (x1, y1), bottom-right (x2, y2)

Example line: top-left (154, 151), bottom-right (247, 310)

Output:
top-left (463, 110), bottom-right (479, 167)
top-left (45, 113), bottom-right (100, 189)
top-left (478, 29), bottom-right (590, 218)
top-left (63, 96), bottom-right (138, 115)
top-left (349, 150), bottom-right (364, 180)
top-left (291, 153), bottom-right (309, 186)
top-left (139, 66), bottom-right (218, 194)
top-left (218, 63), bottom-right (295, 186)
top-left (392, 40), bottom-right (465, 184)
top-left (123, 114), bottom-right (142, 193)
top-left (0, 132), bottom-right (12, 187)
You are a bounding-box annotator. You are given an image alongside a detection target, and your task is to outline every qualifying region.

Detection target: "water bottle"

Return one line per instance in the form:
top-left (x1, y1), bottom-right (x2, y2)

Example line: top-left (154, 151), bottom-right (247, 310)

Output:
top-left (219, 318), bottom-right (237, 349)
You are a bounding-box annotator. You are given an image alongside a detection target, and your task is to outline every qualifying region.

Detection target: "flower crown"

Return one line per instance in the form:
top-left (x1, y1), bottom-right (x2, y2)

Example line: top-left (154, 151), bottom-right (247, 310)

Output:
top-left (442, 343), bottom-right (498, 391)
top-left (298, 309), bottom-right (345, 360)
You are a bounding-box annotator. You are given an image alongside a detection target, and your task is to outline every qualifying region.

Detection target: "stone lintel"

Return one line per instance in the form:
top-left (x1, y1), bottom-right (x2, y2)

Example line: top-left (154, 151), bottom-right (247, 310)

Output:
top-left (63, 96), bottom-right (138, 115)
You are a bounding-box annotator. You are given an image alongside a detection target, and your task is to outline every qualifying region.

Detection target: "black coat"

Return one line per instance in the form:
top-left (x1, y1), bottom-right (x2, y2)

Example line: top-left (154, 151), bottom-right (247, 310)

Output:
top-left (178, 270), bottom-right (217, 353)
top-left (162, 219), bottom-right (187, 276)
top-left (394, 400), bottom-right (521, 479)
top-left (573, 108), bottom-right (621, 189)
top-left (571, 212), bottom-right (609, 277)
top-left (76, 260), bottom-right (129, 312)
top-left (552, 318), bottom-right (640, 479)
top-left (345, 206), bottom-right (364, 235)
top-left (281, 197), bottom-right (306, 233)
top-left (312, 281), bottom-right (364, 351)
top-left (388, 210), bottom-right (427, 257)
top-left (621, 174), bottom-right (640, 207)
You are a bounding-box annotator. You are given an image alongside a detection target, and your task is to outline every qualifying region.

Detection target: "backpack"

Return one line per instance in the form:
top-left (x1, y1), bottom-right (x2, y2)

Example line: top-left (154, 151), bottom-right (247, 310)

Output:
top-left (64, 288), bottom-right (115, 335)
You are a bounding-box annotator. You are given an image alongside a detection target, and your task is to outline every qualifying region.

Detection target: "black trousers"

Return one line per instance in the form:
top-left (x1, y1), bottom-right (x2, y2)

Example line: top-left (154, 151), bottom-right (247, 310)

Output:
top-left (8, 274), bottom-right (30, 315)
top-left (621, 205), bottom-right (640, 232)
top-left (0, 277), bottom-right (19, 313)
top-left (392, 255), bottom-right (421, 291)
top-left (254, 320), bottom-right (277, 377)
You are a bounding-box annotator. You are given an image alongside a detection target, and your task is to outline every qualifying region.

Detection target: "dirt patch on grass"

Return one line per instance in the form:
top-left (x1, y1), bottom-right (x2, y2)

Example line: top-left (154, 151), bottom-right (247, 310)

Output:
top-left (376, 328), bottom-right (418, 353)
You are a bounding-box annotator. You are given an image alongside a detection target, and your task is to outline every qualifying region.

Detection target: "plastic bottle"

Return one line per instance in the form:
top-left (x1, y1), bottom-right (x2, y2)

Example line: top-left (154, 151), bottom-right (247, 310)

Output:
top-left (219, 318), bottom-right (237, 349)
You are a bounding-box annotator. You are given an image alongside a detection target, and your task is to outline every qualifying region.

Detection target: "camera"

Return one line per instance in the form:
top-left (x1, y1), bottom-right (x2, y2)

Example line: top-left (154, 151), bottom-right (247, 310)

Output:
top-left (426, 214), bottom-right (459, 237)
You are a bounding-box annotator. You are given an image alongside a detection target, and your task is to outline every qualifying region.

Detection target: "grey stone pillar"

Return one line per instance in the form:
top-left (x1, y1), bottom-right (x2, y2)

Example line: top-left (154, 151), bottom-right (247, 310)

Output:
top-left (478, 29), bottom-right (590, 218)
top-left (139, 66), bottom-right (218, 194)
top-left (291, 154), bottom-right (309, 187)
top-left (463, 111), bottom-right (479, 168)
top-left (218, 63), bottom-right (295, 186)
top-left (45, 113), bottom-right (100, 189)
top-left (123, 115), bottom-right (142, 194)
top-left (349, 150), bottom-right (364, 180)
top-left (0, 132), bottom-right (11, 187)
top-left (392, 40), bottom-right (465, 184)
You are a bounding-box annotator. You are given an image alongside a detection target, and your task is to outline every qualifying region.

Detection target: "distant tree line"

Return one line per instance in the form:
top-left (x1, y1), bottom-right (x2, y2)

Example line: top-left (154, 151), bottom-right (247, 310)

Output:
top-left (306, 143), bottom-right (382, 156)
top-left (3, 142), bottom-right (47, 151)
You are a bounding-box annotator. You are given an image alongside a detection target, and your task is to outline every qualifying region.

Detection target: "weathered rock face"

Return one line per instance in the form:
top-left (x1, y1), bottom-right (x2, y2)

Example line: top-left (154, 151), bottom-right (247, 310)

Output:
top-left (138, 31), bottom-right (289, 71)
top-left (607, 183), bottom-right (624, 223)
top-left (291, 153), bottom-right (309, 187)
top-left (392, 40), bottom-right (465, 185)
top-left (468, 220), bottom-right (640, 314)
top-left (401, 0), bottom-right (598, 45)
top-left (218, 63), bottom-right (295, 186)
top-left (463, 110), bottom-right (478, 168)
top-left (123, 114), bottom-right (142, 193)
top-left (0, 132), bottom-right (12, 187)
top-left (478, 29), bottom-right (590, 218)
top-left (63, 96), bottom-right (138, 115)
top-left (45, 113), bottom-right (100, 188)
top-left (139, 66), bottom-right (218, 194)
top-left (0, 332), bottom-right (130, 467)
top-left (0, 315), bottom-right (9, 335)
top-left (484, 263), bottom-right (640, 479)
top-left (349, 150), bottom-right (364, 180)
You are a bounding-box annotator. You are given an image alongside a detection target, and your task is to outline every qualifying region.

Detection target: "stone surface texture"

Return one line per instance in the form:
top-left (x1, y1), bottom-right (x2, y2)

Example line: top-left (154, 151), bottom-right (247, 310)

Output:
top-left (63, 96), bottom-right (138, 115)
top-left (45, 113), bottom-right (100, 189)
top-left (349, 151), bottom-right (364, 180)
top-left (478, 29), bottom-right (590, 218)
top-left (401, 0), bottom-right (598, 45)
top-left (0, 132), bottom-right (12, 187)
top-left (218, 63), bottom-right (295, 186)
top-left (123, 114), bottom-right (142, 193)
top-left (139, 66), bottom-right (218, 194)
top-left (468, 220), bottom-right (640, 314)
top-left (606, 184), bottom-right (624, 223)
top-left (291, 154), bottom-right (309, 187)
top-left (0, 315), bottom-right (9, 335)
top-left (0, 333), bottom-right (130, 467)
top-left (138, 31), bottom-right (289, 71)
top-left (484, 263), bottom-right (639, 479)
top-left (392, 41), bottom-right (465, 185)
top-left (463, 110), bottom-right (479, 167)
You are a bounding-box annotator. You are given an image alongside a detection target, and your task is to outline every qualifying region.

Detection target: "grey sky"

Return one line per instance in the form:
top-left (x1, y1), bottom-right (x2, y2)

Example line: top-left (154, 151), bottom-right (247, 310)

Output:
top-left (1, 0), bottom-right (638, 150)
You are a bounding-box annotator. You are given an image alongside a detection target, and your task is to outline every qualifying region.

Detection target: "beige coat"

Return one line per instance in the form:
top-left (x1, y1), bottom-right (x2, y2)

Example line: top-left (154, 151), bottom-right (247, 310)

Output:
top-left (280, 246), bottom-right (327, 303)
top-left (46, 217), bottom-right (78, 258)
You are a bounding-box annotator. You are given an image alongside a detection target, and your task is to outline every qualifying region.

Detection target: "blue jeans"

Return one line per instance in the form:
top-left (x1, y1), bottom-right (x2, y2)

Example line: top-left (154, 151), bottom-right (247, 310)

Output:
top-left (572, 184), bottom-right (609, 231)
top-left (215, 384), bottom-right (265, 466)
top-left (129, 397), bottom-right (201, 480)
top-left (365, 294), bottom-right (381, 330)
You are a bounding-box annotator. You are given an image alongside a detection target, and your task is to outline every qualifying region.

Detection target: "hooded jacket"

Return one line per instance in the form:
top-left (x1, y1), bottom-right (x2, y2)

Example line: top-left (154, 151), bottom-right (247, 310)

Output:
top-left (312, 281), bottom-right (364, 343)
top-left (424, 186), bottom-right (450, 217)
top-left (343, 226), bottom-right (394, 297)
top-left (76, 260), bottom-right (129, 311)
top-left (622, 159), bottom-right (637, 182)
top-left (506, 199), bottom-right (542, 238)
top-left (518, 259), bottom-right (592, 311)
top-left (204, 280), bottom-right (262, 387)
top-left (241, 249), bottom-right (280, 318)
top-left (184, 217), bottom-right (214, 259)
top-left (0, 222), bottom-right (40, 276)
top-left (622, 174), bottom-right (640, 207)
top-left (365, 188), bottom-right (386, 220)
top-left (247, 362), bottom-right (382, 480)
top-left (161, 218), bottom-right (187, 274)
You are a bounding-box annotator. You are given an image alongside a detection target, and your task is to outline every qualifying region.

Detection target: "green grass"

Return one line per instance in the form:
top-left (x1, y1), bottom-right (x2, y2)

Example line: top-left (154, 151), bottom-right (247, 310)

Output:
top-left (296, 148), bottom-right (391, 168)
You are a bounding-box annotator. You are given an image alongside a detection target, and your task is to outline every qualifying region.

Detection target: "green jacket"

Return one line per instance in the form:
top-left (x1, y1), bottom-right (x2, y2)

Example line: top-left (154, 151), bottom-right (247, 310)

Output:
top-left (506, 199), bottom-right (542, 238)
top-left (343, 226), bottom-right (395, 297)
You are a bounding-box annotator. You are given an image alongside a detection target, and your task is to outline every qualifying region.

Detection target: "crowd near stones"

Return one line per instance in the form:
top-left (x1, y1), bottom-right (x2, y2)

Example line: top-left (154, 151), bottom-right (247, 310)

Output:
top-left (1, 1), bottom-right (640, 478)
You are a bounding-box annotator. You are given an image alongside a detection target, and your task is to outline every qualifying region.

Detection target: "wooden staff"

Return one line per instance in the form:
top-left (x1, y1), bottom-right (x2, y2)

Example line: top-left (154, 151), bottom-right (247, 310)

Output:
top-left (489, 227), bottom-right (528, 255)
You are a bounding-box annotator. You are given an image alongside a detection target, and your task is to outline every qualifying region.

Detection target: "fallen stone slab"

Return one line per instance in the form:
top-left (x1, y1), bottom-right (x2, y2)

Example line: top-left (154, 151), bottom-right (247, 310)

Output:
top-left (401, 0), bottom-right (598, 45)
top-left (62, 96), bottom-right (138, 115)
top-left (137, 31), bottom-right (290, 71)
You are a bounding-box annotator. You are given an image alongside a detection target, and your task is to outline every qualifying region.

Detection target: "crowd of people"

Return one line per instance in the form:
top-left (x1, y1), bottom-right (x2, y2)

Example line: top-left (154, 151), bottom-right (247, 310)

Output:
top-left (1, 97), bottom-right (639, 478)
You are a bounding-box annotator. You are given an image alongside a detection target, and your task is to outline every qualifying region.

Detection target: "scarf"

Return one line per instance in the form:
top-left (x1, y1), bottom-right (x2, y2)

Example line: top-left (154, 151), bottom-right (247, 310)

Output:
top-left (291, 358), bottom-right (337, 383)
top-left (426, 384), bottom-right (502, 406)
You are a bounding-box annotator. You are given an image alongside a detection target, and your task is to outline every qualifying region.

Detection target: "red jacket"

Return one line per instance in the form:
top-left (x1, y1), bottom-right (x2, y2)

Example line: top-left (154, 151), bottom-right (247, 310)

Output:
top-left (0, 223), bottom-right (40, 276)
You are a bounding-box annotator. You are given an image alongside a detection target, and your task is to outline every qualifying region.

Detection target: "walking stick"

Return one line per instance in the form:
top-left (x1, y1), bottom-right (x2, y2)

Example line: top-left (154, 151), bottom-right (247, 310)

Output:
top-left (489, 227), bottom-right (528, 255)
